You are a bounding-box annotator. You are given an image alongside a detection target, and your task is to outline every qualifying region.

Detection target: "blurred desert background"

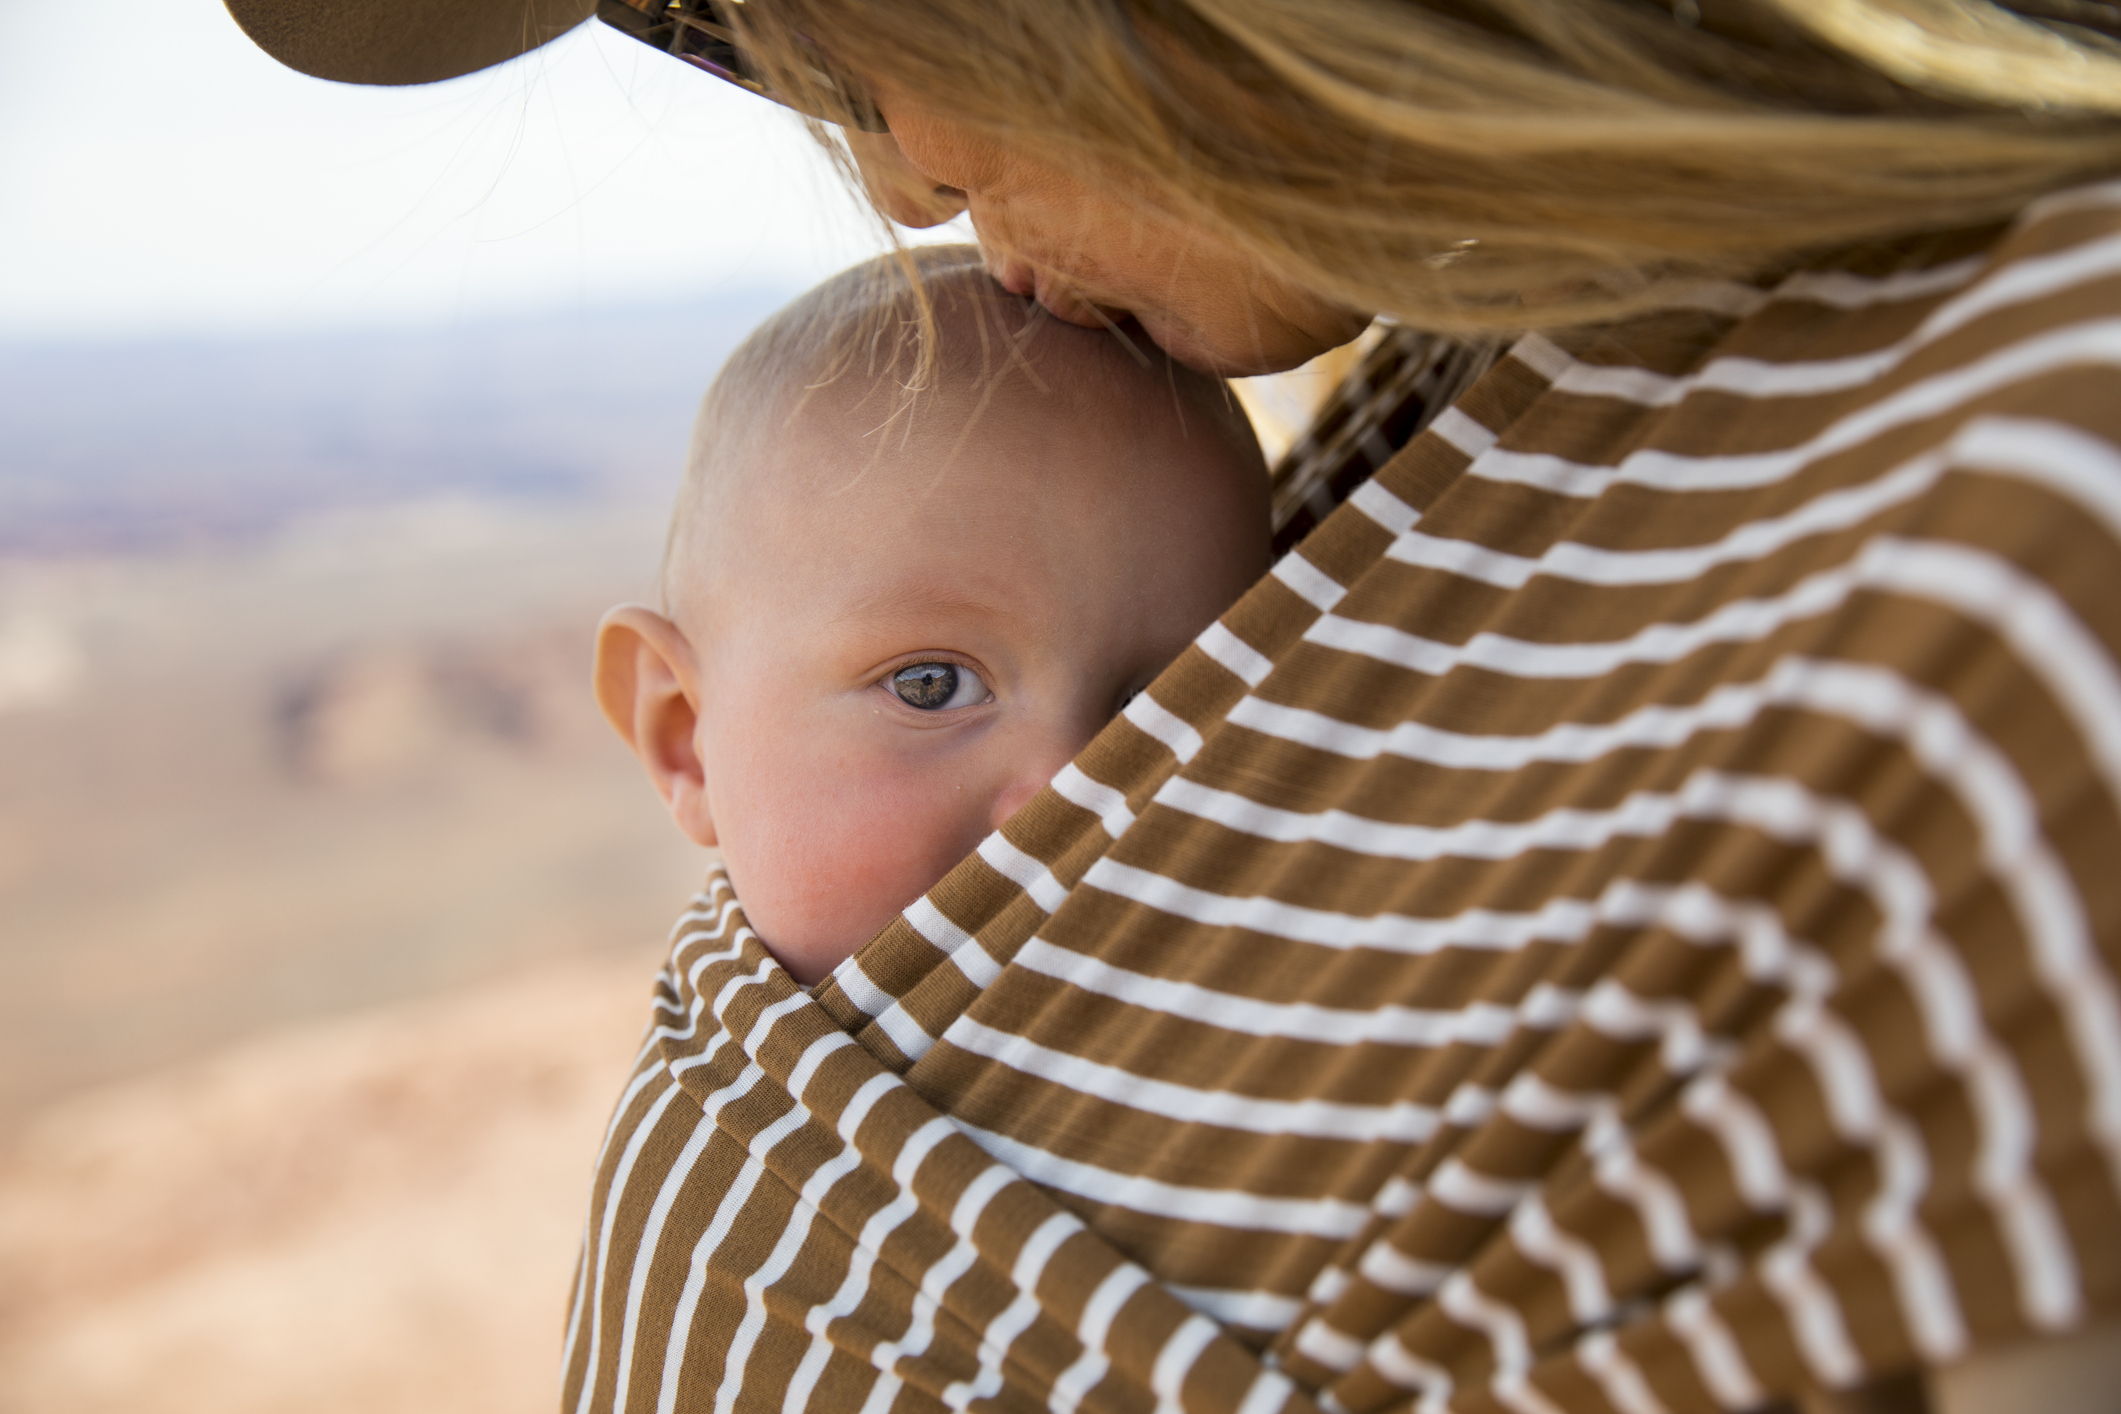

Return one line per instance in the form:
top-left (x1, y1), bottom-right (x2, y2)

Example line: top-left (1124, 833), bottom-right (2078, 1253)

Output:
top-left (0, 304), bottom-right (763, 1413)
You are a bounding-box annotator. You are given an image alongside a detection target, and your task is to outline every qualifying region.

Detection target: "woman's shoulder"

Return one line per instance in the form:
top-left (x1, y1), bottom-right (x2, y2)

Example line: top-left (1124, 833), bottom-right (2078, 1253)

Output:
top-left (1681, 177), bottom-right (2121, 423)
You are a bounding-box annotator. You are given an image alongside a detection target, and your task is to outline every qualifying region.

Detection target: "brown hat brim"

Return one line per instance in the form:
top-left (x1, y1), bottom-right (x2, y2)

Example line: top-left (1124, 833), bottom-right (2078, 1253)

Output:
top-left (224, 0), bottom-right (598, 86)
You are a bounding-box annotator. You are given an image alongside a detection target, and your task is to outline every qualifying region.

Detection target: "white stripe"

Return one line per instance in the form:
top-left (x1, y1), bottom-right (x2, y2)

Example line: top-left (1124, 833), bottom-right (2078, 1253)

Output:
top-left (1549, 238), bottom-right (2121, 410)
top-left (873, 999), bottom-right (937, 1064)
top-left (1016, 934), bottom-right (1552, 1048)
top-left (1307, 1264), bottom-right (1350, 1305)
top-left (1151, 1314), bottom-right (1220, 1402)
top-left (1168, 1284), bottom-right (1305, 1330)
top-left (628, 1073), bottom-right (761, 1410)
top-left (1382, 414), bottom-right (2121, 604)
top-left (943, 1291), bottom-right (1042, 1413)
top-left (783, 1030), bottom-right (854, 1101)
top-left (646, 986), bottom-right (822, 1412)
top-left (1386, 434), bottom-right (1950, 590)
top-left (1315, 530), bottom-right (2097, 685)
top-left (1093, 840), bottom-right (1617, 943)
top-left (1576, 1329), bottom-right (1672, 1414)
top-left (1371, 1333), bottom-right (1457, 1414)
top-left (977, 832), bottom-right (1069, 913)
top-left (946, 1211), bottom-right (1081, 1412)
top-left (1501, 1072), bottom-right (1613, 1132)
top-left (901, 894), bottom-right (971, 952)
top-left (2021, 177), bottom-right (2121, 226)
top-left (947, 937), bottom-right (1003, 990)
top-left (829, 954), bottom-right (897, 1021)
top-left (1582, 980), bottom-right (1727, 1076)
top-left (816, 1074), bottom-right (895, 1159)
top-left (777, 1102), bottom-right (948, 1414)
top-left (1441, 1270), bottom-right (1532, 1376)
top-left (852, 1369), bottom-right (901, 1414)
top-left (1510, 1195), bottom-right (1613, 1325)
top-left (933, 1206), bottom-right (1065, 1413)
top-left (955, 1120), bottom-right (1372, 1237)
top-left (1023, 875), bottom-right (1811, 1046)
top-left (1429, 404), bottom-right (1498, 458)
top-left (1758, 1184), bottom-right (1867, 1390)
top-left (1664, 1286), bottom-right (1765, 1412)
top-left (1012, 1209), bottom-right (1082, 1289)
top-left (1350, 476), bottom-right (1423, 535)
top-left (899, 896), bottom-right (1005, 992)
top-left (1144, 766), bottom-right (1730, 864)
top-left (855, 1165), bottom-right (1017, 1396)
top-left (1864, 1112), bottom-right (1966, 1362)
top-left (1549, 357), bottom-right (1696, 406)
top-left (1678, 1075), bottom-right (1868, 1387)
top-left (650, 1144), bottom-right (769, 1414)
top-left (1666, 280), bottom-right (1773, 318)
top-left (1051, 762), bottom-right (1139, 837)
top-left (1198, 621), bottom-right (1276, 689)
top-left (942, 1014), bottom-right (1444, 1142)
top-left (1680, 1072), bottom-right (1787, 1209)
top-left (1271, 552), bottom-right (1348, 611)
top-left (1049, 1265), bottom-right (1150, 1414)
top-left (1586, 1109), bottom-right (1700, 1272)
top-left (1775, 256), bottom-right (1985, 310)
top-left (701, 1095), bottom-right (843, 1414)
top-left (1377, 1174), bottom-right (1423, 1217)
top-left (1467, 318), bottom-right (2121, 496)
top-left (1959, 415), bottom-right (2121, 543)
top-left (571, 1078), bottom-right (684, 1414)
top-left (1915, 231), bottom-right (2121, 353)
top-left (1295, 1317), bottom-right (1367, 1373)
top-left (1357, 1241), bottom-right (1454, 1295)
top-left (1429, 1157), bottom-right (1535, 1215)
top-left (1444, 1082), bottom-right (1499, 1126)
top-left (1124, 690), bottom-right (1205, 764)
top-left (1235, 1369), bottom-right (1299, 1414)
top-left (1509, 332), bottom-right (1576, 381)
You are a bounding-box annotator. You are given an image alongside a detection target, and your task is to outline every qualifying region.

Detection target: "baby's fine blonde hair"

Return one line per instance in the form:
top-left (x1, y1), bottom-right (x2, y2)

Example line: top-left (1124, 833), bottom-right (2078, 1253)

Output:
top-left (731, 0), bottom-right (2121, 333)
top-left (663, 244), bottom-right (1258, 605)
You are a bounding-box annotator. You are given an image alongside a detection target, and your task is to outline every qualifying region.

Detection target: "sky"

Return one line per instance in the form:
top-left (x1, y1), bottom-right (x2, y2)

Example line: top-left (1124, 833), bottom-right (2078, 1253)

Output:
top-left (0, 0), bottom-right (969, 342)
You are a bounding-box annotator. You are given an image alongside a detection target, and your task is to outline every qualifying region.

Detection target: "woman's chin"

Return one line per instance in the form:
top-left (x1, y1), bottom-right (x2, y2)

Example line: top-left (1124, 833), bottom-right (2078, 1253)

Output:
top-left (1139, 313), bottom-right (1335, 377)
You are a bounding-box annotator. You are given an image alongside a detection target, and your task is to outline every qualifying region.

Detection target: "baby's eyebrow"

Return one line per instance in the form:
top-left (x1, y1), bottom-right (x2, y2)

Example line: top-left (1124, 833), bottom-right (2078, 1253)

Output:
top-left (828, 578), bottom-right (1000, 631)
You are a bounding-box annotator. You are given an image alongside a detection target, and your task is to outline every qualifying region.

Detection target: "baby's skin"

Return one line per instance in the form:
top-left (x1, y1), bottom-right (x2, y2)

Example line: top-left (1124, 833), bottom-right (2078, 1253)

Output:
top-left (595, 252), bottom-right (1269, 985)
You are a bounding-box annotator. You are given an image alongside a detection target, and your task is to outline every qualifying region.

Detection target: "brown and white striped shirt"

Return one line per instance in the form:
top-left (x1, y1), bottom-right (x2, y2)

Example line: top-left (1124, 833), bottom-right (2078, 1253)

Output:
top-left (563, 180), bottom-right (2121, 1414)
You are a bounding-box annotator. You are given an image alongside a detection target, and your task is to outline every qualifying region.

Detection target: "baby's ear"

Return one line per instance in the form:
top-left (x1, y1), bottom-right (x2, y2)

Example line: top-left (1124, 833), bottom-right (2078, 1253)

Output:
top-left (593, 605), bottom-right (717, 849)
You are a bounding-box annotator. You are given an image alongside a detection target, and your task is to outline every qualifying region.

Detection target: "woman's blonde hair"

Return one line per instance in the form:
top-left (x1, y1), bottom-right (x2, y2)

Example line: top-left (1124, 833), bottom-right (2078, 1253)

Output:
top-left (733, 0), bottom-right (2121, 332)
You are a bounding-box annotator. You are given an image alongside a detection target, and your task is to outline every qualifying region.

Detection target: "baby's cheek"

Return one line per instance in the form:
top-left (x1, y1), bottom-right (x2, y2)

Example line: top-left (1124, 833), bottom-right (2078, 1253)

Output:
top-left (722, 756), bottom-right (991, 985)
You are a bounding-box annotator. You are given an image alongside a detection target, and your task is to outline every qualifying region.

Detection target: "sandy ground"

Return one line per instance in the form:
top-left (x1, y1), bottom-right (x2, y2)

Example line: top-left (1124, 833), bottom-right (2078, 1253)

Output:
top-left (0, 495), bottom-right (706, 1412)
top-left (0, 952), bottom-right (663, 1414)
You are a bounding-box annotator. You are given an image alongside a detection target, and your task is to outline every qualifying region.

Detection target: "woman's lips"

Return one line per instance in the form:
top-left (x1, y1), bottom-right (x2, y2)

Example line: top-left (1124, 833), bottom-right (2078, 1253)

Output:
top-left (988, 255), bottom-right (1037, 299)
top-left (985, 254), bottom-right (1117, 329)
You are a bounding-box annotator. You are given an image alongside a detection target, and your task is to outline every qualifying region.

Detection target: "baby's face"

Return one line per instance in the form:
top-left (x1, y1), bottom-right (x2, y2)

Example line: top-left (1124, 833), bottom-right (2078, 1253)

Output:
top-left (673, 362), bottom-right (1267, 984)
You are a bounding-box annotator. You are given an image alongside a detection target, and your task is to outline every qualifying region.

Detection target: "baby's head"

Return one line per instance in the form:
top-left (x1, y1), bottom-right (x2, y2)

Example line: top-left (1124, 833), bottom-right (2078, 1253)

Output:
top-left (595, 247), bottom-right (1268, 984)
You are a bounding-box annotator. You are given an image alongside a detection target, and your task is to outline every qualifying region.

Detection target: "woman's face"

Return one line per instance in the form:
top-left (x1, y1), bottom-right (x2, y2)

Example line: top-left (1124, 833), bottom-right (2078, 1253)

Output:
top-left (849, 88), bottom-right (1372, 376)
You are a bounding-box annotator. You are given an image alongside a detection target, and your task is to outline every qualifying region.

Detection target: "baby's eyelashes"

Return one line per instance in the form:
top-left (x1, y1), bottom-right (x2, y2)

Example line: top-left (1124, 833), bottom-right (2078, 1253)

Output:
top-left (892, 662), bottom-right (991, 711)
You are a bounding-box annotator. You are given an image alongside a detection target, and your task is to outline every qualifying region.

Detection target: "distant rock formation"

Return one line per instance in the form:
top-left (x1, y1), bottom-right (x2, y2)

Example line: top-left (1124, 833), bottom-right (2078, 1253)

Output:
top-left (274, 629), bottom-right (591, 787)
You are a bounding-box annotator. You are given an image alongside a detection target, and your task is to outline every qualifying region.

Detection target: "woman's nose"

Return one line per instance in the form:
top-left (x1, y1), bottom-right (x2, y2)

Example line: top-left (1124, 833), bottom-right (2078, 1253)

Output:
top-left (844, 129), bottom-right (968, 228)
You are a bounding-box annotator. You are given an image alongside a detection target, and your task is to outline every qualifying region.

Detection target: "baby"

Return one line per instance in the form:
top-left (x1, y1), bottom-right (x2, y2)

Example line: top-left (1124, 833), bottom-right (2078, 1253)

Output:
top-left (593, 247), bottom-right (1269, 985)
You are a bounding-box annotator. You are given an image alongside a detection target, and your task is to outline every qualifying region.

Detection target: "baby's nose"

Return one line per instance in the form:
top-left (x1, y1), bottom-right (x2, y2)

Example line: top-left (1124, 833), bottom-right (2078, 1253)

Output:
top-left (985, 743), bottom-right (1078, 832)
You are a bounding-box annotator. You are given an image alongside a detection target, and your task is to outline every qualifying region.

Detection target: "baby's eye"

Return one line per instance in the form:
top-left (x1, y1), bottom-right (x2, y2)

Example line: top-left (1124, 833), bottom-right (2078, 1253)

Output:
top-left (892, 662), bottom-right (989, 711)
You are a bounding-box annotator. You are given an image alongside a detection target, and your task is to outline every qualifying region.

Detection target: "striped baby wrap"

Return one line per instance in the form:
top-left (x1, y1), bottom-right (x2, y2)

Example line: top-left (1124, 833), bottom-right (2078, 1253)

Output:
top-left (563, 181), bottom-right (2121, 1414)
